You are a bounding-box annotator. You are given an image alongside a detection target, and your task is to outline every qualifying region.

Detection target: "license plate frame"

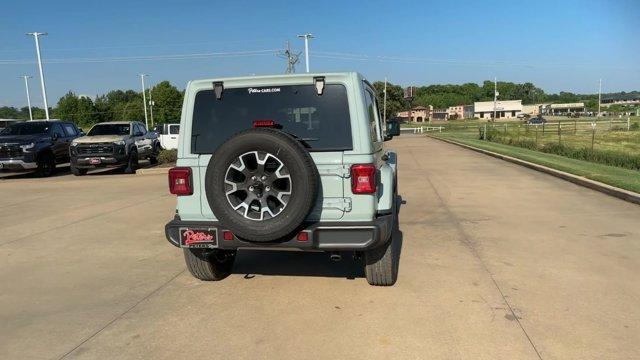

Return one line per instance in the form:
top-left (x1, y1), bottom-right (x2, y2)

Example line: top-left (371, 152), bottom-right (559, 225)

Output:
top-left (90, 158), bottom-right (101, 165)
top-left (179, 227), bottom-right (218, 249)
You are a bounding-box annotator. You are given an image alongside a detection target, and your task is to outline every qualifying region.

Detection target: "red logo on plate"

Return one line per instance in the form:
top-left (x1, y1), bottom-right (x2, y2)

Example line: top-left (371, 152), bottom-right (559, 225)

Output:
top-left (183, 229), bottom-right (214, 245)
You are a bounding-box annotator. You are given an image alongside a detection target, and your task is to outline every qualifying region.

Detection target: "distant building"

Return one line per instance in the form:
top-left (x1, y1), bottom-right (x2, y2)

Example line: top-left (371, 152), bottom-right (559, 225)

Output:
top-left (546, 102), bottom-right (585, 115)
top-left (396, 105), bottom-right (432, 123)
top-left (432, 109), bottom-right (449, 121)
top-left (474, 100), bottom-right (522, 120)
top-left (601, 97), bottom-right (640, 107)
top-left (463, 105), bottom-right (474, 119)
top-left (447, 105), bottom-right (465, 120)
top-left (522, 104), bottom-right (547, 116)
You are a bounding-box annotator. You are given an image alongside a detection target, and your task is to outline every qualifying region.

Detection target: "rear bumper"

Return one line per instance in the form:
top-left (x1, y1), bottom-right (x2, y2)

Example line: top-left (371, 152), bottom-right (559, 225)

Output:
top-left (164, 214), bottom-right (395, 251)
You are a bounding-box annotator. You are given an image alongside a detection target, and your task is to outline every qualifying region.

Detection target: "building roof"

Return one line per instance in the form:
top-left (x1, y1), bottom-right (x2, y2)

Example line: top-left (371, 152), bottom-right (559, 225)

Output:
top-left (474, 100), bottom-right (522, 112)
top-left (549, 102), bottom-right (585, 109)
top-left (412, 106), bottom-right (429, 110)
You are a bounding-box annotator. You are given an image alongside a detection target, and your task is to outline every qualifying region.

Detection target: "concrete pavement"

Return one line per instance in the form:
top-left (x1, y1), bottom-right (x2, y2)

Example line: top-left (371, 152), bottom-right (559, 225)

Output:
top-left (1, 136), bottom-right (638, 359)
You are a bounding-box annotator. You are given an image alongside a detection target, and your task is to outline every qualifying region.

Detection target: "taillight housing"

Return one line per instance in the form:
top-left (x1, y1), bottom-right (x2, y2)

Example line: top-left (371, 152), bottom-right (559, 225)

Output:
top-left (350, 164), bottom-right (377, 194)
top-left (253, 120), bottom-right (277, 128)
top-left (168, 167), bottom-right (193, 196)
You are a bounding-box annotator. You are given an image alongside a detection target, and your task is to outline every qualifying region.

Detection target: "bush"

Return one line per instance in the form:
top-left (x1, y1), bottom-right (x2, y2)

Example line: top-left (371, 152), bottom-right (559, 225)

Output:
top-left (630, 122), bottom-right (639, 131)
top-left (540, 143), bottom-right (640, 170)
top-left (157, 149), bottom-right (177, 165)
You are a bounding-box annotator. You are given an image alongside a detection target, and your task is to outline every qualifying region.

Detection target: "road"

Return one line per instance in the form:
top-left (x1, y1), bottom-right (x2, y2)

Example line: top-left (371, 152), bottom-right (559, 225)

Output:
top-left (1, 136), bottom-right (639, 360)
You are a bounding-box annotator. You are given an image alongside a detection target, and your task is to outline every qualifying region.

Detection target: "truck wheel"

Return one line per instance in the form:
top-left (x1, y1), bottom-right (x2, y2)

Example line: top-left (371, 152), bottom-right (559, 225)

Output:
top-left (71, 165), bottom-right (88, 176)
top-left (183, 248), bottom-right (236, 281)
top-left (204, 128), bottom-right (319, 242)
top-left (36, 152), bottom-right (56, 177)
top-left (123, 149), bottom-right (138, 174)
top-left (364, 227), bottom-right (399, 286)
top-left (149, 144), bottom-right (159, 165)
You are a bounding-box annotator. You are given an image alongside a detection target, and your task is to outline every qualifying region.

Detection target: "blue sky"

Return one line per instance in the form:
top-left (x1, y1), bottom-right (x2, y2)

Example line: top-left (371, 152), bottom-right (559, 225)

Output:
top-left (1, 0), bottom-right (638, 108)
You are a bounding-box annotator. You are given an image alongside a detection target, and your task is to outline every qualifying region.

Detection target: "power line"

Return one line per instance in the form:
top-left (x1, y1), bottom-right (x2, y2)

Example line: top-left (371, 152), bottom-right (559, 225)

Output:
top-left (0, 49), bottom-right (279, 65)
top-left (276, 41), bottom-right (300, 73)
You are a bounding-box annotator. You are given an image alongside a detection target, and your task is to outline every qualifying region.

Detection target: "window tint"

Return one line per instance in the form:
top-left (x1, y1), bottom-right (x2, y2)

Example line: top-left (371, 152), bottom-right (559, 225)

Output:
top-left (51, 124), bottom-right (65, 138)
top-left (364, 89), bottom-right (380, 143)
top-left (0, 122), bottom-right (49, 135)
top-left (88, 124), bottom-right (130, 136)
top-left (62, 123), bottom-right (77, 136)
top-left (169, 125), bottom-right (180, 134)
top-left (138, 124), bottom-right (147, 134)
top-left (191, 84), bottom-right (352, 153)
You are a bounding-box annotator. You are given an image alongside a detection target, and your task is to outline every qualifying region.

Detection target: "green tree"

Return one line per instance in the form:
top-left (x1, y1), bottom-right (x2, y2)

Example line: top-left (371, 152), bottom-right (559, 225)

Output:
top-left (150, 81), bottom-right (183, 123)
top-left (372, 81), bottom-right (405, 120)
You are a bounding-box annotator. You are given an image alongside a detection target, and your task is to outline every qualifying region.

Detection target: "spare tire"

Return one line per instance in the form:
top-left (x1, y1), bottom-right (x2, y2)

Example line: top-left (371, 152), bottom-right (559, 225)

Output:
top-left (205, 128), bottom-right (319, 242)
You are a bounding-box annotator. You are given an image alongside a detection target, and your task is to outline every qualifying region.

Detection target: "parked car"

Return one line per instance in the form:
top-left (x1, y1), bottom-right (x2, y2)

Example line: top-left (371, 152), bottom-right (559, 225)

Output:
top-left (385, 118), bottom-right (401, 140)
top-left (69, 121), bottom-right (159, 175)
top-left (0, 120), bottom-right (82, 177)
top-left (153, 123), bottom-right (180, 150)
top-left (165, 72), bottom-right (400, 286)
top-left (528, 116), bottom-right (547, 124)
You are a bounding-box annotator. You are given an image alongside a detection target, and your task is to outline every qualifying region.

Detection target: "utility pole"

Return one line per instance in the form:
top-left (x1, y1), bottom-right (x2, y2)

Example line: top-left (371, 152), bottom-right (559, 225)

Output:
top-left (493, 77), bottom-right (498, 122)
top-left (597, 78), bottom-right (602, 117)
top-left (277, 41), bottom-right (301, 74)
top-left (20, 75), bottom-right (34, 120)
top-left (383, 77), bottom-right (388, 124)
top-left (297, 33), bottom-right (314, 73)
top-left (26, 32), bottom-right (49, 120)
top-left (148, 83), bottom-right (155, 128)
top-left (139, 74), bottom-right (149, 129)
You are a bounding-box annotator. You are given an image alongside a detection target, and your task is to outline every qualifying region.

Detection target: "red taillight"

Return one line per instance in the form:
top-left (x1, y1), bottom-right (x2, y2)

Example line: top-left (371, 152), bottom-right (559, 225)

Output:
top-left (223, 231), bottom-right (234, 241)
top-left (253, 120), bottom-right (276, 128)
top-left (350, 164), bottom-right (377, 194)
top-left (168, 167), bottom-right (193, 196)
top-left (297, 231), bottom-right (309, 242)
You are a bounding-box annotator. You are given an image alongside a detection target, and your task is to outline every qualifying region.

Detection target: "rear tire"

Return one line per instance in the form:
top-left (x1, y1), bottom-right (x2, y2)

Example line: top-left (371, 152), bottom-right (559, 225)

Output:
top-left (71, 165), bottom-right (88, 176)
top-left (149, 144), bottom-right (159, 165)
top-left (183, 249), bottom-right (236, 281)
top-left (364, 219), bottom-right (399, 286)
top-left (36, 152), bottom-right (56, 177)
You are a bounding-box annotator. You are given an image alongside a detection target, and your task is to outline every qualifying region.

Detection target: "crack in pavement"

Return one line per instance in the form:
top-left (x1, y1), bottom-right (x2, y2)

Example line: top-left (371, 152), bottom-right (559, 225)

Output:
top-left (57, 269), bottom-right (186, 360)
top-left (424, 176), bottom-right (544, 360)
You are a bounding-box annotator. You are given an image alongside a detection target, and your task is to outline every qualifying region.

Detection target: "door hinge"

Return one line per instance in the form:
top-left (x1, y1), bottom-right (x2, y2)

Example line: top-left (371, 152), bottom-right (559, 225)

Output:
top-left (323, 198), bottom-right (352, 212)
top-left (317, 167), bottom-right (351, 178)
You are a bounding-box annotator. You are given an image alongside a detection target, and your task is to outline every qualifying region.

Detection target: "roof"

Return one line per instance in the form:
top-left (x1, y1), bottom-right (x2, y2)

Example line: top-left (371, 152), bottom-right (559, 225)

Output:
top-left (474, 100), bottom-right (523, 112)
top-left (189, 72), bottom-right (364, 89)
top-left (412, 106), bottom-right (428, 110)
top-left (95, 121), bottom-right (137, 125)
top-left (549, 102), bottom-right (585, 109)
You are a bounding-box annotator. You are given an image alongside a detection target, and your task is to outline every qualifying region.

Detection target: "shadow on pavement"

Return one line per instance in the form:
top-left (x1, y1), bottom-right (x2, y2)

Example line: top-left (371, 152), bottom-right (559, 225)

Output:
top-left (232, 193), bottom-right (405, 281)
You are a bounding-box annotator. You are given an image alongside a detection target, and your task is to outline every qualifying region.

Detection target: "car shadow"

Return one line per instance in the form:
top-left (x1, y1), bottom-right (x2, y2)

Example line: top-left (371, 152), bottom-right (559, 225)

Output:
top-left (231, 193), bottom-right (405, 281)
top-left (0, 164), bottom-right (71, 180)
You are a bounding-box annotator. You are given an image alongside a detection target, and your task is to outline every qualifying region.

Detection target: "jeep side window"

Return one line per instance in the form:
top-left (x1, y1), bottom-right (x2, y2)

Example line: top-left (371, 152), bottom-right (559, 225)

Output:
top-left (169, 125), bottom-right (180, 134)
top-left (364, 89), bottom-right (381, 144)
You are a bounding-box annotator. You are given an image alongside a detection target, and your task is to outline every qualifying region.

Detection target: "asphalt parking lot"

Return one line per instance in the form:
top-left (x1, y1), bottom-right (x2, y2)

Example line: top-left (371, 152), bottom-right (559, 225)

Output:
top-left (1, 135), bottom-right (639, 359)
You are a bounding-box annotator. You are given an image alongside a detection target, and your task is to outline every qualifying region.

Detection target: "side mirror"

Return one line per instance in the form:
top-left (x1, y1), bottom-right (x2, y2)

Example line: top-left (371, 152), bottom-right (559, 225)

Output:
top-left (384, 134), bottom-right (393, 141)
top-left (52, 133), bottom-right (59, 141)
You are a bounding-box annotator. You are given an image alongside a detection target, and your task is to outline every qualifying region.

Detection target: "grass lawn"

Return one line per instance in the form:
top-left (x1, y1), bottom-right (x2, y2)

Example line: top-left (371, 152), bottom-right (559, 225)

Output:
top-left (432, 132), bottom-right (640, 194)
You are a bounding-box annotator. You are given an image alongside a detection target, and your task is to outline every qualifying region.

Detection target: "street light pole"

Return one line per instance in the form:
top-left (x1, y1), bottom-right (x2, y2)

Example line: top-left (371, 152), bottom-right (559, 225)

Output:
top-left (148, 83), bottom-right (155, 128)
top-left (598, 78), bottom-right (602, 117)
top-left (297, 33), bottom-right (314, 73)
top-left (493, 77), bottom-right (498, 122)
top-left (139, 74), bottom-right (149, 129)
top-left (21, 75), bottom-right (34, 120)
top-left (26, 32), bottom-right (49, 120)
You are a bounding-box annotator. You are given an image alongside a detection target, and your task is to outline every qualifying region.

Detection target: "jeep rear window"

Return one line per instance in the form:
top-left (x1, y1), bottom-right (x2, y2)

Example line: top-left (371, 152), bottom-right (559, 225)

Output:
top-left (191, 84), bottom-right (352, 153)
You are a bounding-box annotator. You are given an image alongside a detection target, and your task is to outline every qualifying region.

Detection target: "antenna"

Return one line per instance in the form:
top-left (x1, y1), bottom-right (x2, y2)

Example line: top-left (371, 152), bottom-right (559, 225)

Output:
top-left (277, 41), bottom-right (301, 74)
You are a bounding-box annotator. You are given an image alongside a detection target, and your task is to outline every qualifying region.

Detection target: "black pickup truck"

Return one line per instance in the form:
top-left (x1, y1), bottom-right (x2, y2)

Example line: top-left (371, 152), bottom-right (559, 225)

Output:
top-left (0, 120), bottom-right (82, 177)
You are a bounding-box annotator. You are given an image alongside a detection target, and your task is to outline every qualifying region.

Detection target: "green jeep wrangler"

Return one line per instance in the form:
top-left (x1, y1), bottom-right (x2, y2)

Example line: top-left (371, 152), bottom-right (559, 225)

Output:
top-left (165, 72), bottom-right (400, 286)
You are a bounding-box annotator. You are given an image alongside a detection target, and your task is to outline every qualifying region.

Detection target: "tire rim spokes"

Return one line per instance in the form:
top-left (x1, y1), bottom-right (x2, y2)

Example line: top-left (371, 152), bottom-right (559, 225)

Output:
top-left (224, 151), bottom-right (292, 221)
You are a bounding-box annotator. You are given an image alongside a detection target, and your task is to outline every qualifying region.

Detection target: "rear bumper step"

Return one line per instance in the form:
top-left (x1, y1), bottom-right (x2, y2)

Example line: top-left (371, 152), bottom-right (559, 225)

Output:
top-left (164, 214), bottom-right (394, 251)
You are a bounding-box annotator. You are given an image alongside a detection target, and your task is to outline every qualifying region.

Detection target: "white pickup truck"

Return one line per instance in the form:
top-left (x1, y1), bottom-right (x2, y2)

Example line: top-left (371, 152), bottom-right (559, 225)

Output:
top-left (154, 123), bottom-right (180, 150)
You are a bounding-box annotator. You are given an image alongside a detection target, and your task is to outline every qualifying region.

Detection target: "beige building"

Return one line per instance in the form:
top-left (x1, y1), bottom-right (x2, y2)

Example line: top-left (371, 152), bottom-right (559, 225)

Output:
top-left (396, 105), bottom-right (433, 123)
top-left (447, 105), bottom-right (465, 119)
top-left (474, 100), bottom-right (522, 120)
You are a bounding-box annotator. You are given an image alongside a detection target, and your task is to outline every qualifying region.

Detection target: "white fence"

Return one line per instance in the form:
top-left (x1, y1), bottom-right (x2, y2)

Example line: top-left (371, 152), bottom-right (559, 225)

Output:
top-left (400, 126), bottom-right (444, 134)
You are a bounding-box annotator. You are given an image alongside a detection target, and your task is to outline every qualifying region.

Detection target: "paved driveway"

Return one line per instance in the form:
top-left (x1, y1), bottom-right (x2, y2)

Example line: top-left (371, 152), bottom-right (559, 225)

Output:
top-left (1, 136), bottom-right (638, 359)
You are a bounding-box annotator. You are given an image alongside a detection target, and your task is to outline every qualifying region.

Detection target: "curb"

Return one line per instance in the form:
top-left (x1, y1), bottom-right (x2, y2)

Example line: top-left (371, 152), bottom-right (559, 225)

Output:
top-left (428, 135), bottom-right (640, 206)
top-left (137, 166), bottom-right (171, 175)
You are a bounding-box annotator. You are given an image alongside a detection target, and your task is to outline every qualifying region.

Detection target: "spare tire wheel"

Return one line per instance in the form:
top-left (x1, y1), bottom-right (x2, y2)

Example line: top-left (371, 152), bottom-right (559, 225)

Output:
top-left (205, 128), bottom-right (319, 242)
